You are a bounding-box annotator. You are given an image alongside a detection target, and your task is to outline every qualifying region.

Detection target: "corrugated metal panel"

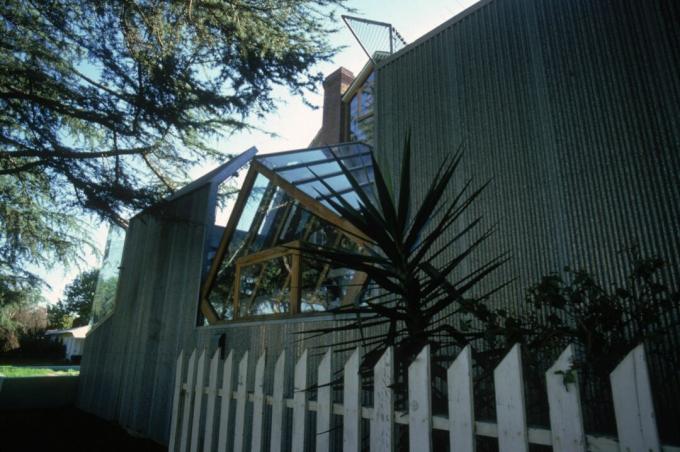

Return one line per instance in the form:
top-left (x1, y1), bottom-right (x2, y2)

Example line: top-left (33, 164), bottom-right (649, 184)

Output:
top-left (78, 178), bottom-right (364, 446)
top-left (79, 0), bottom-right (680, 447)
top-left (78, 186), bottom-right (213, 443)
top-left (375, 0), bottom-right (680, 442)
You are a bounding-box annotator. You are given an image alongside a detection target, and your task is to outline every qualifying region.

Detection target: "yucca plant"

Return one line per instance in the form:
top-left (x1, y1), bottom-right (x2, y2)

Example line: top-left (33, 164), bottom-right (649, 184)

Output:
top-left (297, 135), bottom-right (511, 396)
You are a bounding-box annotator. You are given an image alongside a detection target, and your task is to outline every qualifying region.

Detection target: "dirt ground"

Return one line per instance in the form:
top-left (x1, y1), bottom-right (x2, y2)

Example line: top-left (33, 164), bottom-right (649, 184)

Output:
top-left (0, 406), bottom-right (165, 452)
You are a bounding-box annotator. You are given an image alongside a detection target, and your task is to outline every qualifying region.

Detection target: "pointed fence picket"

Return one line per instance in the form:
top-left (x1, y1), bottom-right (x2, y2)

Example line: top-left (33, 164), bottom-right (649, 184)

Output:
top-left (292, 349), bottom-right (308, 452)
top-left (343, 347), bottom-right (361, 452)
top-left (371, 346), bottom-right (393, 452)
top-left (270, 350), bottom-right (286, 452)
top-left (251, 352), bottom-right (266, 452)
top-left (316, 349), bottom-right (332, 452)
top-left (233, 351), bottom-right (248, 452)
top-left (202, 349), bottom-right (220, 452)
top-left (189, 349), bottom-right (207, 452)
top-left (168, 343), bottom-right (679, 452)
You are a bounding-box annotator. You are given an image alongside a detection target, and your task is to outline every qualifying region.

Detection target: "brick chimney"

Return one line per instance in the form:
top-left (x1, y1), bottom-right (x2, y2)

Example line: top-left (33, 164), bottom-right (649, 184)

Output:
top-left (309, 67), bottom-right (354, 147)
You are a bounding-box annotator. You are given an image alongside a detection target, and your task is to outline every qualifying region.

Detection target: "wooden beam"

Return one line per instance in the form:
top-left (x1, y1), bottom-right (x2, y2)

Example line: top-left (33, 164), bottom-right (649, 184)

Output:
top-left (251, 161), bottom-right (369, 245)
top-left (200, 298), bottom-right (219, 325)
top-left (291, 252), bottom-right (301, 314)
top-left (200, 166), bottom-right (258, 301)
top-left (235, 240), bottom-right (302, 267)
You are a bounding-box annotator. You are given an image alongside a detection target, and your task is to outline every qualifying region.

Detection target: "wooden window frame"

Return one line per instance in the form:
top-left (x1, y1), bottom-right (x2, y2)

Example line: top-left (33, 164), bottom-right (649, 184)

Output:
top-left (233, 240), bottom-right (302, 319)
top-left (199, 159), bottom-right (370, 325)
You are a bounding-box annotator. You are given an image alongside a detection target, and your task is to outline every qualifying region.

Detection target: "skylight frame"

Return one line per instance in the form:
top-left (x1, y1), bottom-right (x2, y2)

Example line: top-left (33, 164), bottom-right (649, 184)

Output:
top-left (199, 143), bottom-right (374, 325)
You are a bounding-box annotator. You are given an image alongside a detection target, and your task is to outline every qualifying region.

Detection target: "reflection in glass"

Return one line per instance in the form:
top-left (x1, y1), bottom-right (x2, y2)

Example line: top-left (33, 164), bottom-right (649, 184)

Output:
top-left (300, 257), bottom-right (355, 312)
top-left (91, 224), bottom-right (126, 326)
top-left (348, 72), bottom-right (376, 144)
top-left (238, 257), bottom-right (291, 316)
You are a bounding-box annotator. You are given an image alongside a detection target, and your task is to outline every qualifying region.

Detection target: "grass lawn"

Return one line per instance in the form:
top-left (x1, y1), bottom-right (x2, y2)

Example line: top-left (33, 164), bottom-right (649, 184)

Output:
top-left (0, 365), bottom-right (79, 377)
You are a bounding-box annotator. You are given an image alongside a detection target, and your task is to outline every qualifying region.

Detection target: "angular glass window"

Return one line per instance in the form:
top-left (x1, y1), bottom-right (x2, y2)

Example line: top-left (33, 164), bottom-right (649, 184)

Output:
top-left (348, 71), bottom-right (376, 144)
top-left (91, 224), bottom-right (126, 326)
top-left (200, 143), bottom-right (375, 324)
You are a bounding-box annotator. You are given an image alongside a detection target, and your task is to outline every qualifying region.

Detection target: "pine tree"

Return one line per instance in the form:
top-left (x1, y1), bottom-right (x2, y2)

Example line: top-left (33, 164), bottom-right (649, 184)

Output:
top-left (1, 0), bottom-right (347, 281)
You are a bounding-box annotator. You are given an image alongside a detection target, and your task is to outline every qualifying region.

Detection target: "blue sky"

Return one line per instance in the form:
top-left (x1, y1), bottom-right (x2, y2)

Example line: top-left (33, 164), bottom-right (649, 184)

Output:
top-left (41, 0), bottom-right (481, 304)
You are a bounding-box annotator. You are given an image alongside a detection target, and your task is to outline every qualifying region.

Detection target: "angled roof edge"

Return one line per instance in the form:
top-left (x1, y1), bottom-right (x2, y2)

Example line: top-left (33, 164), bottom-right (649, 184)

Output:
top-left (376, 0), bottom-right (495, 69)
top-left (342, 60), bottom-right (374, 103)
top-left (166, 146), bottom-right (258, 202)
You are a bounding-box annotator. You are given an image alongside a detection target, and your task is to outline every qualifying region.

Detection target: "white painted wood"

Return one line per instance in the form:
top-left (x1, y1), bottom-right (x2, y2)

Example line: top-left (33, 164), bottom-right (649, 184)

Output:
top-left (292, 349), bottom-right (308, 452)
top-left (409, 345), bottom-right (432, 452)
top-left (190, 349), bottom-right (207, 452)
top-left (610, 344), bottom-right (661, 452)
top-left (250, 352), bottom-right (266, 452)
top-left (202, 349), bottom-right (220, 452)
top-left (494, 344), bottom-right (528, 452)
top-left (316, 348), bottom-right (332, 452)
top-left (233, 351), bottom-right (249, 452)
top-left (216, 350), bottom-right (234, 452)
top-left (371, 346), bottom-right (394, 452)
top-left (343, 346), bottom-right (362, 452)
top-left (447, 345), bottom-right (475, 452)
top-left (270, 350), bottom-right (286, 452)
top-left (546, 344), bottom-right (586, 452)
top-left (179, 349), bottom-right (197, 452)
top-left (168, 350), bottom-right (184, 452)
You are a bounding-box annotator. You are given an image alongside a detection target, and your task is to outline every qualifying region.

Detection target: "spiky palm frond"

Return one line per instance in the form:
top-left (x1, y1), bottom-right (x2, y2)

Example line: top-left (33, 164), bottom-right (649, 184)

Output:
top-left (297, 134), bottom-right (509, 380)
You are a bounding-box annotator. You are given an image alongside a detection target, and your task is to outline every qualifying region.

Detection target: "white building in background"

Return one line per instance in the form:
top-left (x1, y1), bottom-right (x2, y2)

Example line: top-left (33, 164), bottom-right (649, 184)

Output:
top-left (44, 325), bottom-right (90, 361)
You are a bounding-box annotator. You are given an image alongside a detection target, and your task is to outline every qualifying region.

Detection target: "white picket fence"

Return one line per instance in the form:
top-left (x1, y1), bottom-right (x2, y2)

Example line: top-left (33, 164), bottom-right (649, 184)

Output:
top-left (168, 343), bottom-right (679, 452)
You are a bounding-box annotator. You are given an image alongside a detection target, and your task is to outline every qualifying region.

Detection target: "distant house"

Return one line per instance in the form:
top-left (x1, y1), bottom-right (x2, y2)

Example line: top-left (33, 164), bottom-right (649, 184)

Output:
top-left (45, 325), bottom-right (89, 361)
top-left (78, 0), bottom-right (680, 447)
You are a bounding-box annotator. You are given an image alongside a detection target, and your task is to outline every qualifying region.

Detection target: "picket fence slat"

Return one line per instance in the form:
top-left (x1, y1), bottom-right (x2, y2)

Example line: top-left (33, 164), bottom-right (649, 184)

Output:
top-left (270, 350), bottom-right (286, 452)
top-left (316, 348), bottom-right (332, 452)
top-left (233, 351), bottom-right (249, 452)
top-left (409, 345), bottom-right (432, 452)
top-left (190, 350), bottom-right (207, 452)
top-left (216, 350), bottom-right (233, 452)
top-left (168, 350), bottom-right (184, 452)
top-left (610, 344), bottom-right (661, 452)
top-left (179, 349), bottom-right (197, 452)
top-left (371, 346), bottom-right (394, 452)
top-left (202, 349), bottom-right (220, 452)
top-left (292, 349), bottom-right (308, 452)
top-left (251, 352), bottom-right (266, 452)
top-left (168, 341), bottom-right (677, 452)
top-left (494, 344), bottom-right (528, 452)
top-left (448, 345), bottom-right (474, 452)
top-left (546, 344), bottom-right (586, 452)
top-left (344, 346), bottom-right (362, 452)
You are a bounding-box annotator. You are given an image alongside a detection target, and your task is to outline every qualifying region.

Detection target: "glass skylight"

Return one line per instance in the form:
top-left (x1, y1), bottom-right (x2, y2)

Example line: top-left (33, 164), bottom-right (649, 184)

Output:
top-left (202, 142), bottom-right (374, 322)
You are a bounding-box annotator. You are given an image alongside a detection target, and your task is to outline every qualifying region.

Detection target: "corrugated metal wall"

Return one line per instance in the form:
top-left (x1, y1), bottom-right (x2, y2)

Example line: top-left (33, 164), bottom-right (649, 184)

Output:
top-left (374, 0), bottom-right (680, 442)
top-left (79, 0), bottom-right (680, 446)
top-left (78, 186), bottom-right (212, 442)
top-left (77, 183), bottom-right (362, 446)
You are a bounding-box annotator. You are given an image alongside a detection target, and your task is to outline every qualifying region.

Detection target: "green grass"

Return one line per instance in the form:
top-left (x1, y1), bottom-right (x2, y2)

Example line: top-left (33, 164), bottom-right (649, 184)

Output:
top-left (0, 366), bottom-right (79, 378)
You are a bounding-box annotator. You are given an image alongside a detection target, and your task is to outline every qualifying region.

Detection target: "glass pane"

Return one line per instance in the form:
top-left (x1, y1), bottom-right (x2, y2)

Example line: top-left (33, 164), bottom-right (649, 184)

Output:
top-left (360, 72), bottom-right (376, 115)
top-left (259, 149), bottom-right (330, 170)
top-left (207, 173), bottom-right (275, 318)
top-left (238, 257), bottom-right (291, 316)
top-left (300, 256), bottom-right (356, 313)
top-left (91, 224), bottom-right (126, 325)
top-left (204, 142), bottom-right (375, 321)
